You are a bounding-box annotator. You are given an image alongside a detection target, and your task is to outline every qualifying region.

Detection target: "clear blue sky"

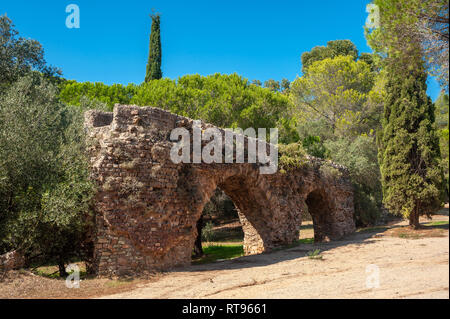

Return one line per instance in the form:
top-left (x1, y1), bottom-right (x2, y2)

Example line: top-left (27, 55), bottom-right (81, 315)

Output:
top-left (2, 0), bottom-right (442, 100)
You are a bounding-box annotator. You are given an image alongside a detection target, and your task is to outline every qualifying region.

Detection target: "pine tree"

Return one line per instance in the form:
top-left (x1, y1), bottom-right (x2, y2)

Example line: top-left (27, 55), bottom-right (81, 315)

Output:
top-left (378, 60), bottom-right (444, 228)
top-left (145, 13), bottom-right (162, 82)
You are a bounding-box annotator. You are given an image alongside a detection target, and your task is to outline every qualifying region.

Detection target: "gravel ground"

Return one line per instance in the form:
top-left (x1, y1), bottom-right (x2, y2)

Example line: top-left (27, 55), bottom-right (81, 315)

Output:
top-left (102, 213), bottom-right (449, 299)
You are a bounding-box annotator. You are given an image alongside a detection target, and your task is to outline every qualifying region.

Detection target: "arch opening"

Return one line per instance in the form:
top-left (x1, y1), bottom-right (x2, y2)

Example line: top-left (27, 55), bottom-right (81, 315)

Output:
top-left (305, 189), bottom-right (334, 242)
top-left (191, 172), bottom-right (275, 263)
top-left (192, 188), bottom-right (243, 261)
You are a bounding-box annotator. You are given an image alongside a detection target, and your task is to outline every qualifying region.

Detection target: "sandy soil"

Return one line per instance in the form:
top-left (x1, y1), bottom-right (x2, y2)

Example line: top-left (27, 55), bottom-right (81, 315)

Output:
top-left (102, 213), bottom-right (449, 299)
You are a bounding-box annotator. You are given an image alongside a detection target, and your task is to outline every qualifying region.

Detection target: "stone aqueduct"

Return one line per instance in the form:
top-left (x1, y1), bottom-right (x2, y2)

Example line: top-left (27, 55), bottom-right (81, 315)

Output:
top-left (84, 104), bottom-right (355, 276)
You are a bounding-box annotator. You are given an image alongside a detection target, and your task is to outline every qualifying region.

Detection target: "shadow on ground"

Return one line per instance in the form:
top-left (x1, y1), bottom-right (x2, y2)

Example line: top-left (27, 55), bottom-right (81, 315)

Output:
top-left (167, 209), bottom-right (449, 273)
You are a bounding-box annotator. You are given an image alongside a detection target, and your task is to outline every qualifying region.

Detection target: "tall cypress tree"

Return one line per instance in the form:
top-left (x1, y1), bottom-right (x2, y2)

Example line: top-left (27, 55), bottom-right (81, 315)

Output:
top-left (378, 59), bottom-right (444, 228)
top-left (145, 13), bottom-right (162, 82)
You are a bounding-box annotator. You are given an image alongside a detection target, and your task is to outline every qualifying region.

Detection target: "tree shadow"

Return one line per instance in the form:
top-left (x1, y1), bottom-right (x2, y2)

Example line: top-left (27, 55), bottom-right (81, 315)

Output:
top-left (165, 210), bottom-right (448, 274)
top-left (171, 226), bottom-right (389, 273)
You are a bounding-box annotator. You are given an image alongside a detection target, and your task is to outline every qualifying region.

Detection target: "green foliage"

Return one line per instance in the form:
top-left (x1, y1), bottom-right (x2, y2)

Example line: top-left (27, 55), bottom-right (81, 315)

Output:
top-left (202, 189), bottom-right (237, 220)
top-left (0, 15), bottom-right (61, 90)
top-left (359, 53), bottom-right (382, 72)
top-left (251, 79), bottom-right (262, 86)
top-left (201, 221), bottom-right (216, 242)
top-left (307, 249), bottom-right (323, 260)
top-left (300, 40), bottom-right (359, 74)
top-left (319, 165), bottom-right (343, 179)
top-left (145, 13), bottom-right (162, 81)
top-left (277, 117), bottom-right (300, 144)
top-left (280, 78), bottom-right (291, 93)
top-left (59, 80), bottom-right (135, 111)
top-left (301, 135), bottom-right (327, 158)
top-left (378, 61), bottom-right (444, 225)
top-left (0, 75), bottom-right (94, 268)
top-left (435, 93), bottom-right (449, 197)
top-left (192, 244), bottom-right (243, 264)
top-left (291, 55), bottom-right (377, 136)
top-left (292, 44), bottom-right (386, 225)
top-left (264, 79), bottom-right (280, 92)
top-left (366, 0), bottom-right (448, 90)
top-left (278, 143), bottom-right (308, 172)
top-left (60, 73), bottom-right (297, 142)
top-left (325, 136), bottom-right (382, 226)
top-left (296, 118), bottom-right (335, 144)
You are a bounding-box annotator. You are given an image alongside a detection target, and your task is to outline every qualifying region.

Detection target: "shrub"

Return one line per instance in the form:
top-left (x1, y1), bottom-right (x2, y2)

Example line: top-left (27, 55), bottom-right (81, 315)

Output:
top-left (278, 142), bottom-right (308, 172)
top-left (325, 136), bottom-right (382, 226)
top-left (201, 222), bottom-right (216, 243)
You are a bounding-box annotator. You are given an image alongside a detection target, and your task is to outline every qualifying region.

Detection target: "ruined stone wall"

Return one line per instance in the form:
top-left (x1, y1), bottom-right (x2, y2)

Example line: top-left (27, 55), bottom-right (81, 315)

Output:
top-left (85, 104), bottom-right (355, 276)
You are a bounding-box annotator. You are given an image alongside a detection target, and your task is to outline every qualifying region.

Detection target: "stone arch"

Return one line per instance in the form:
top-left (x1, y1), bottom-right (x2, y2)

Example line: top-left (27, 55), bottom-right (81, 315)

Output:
top-left (305, 188), bottom-right (334, 242)
top-left (84, 105), bottom-right (356, 276)
top-left (187, 165), bottom-right (283, 257)
top-left (216, 173), bottom-right (273, 255)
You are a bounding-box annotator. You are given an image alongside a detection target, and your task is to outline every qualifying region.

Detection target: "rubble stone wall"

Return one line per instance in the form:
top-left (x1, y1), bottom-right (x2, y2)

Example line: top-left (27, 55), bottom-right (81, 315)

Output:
top-left (85, 104), bottom-right (355, 276)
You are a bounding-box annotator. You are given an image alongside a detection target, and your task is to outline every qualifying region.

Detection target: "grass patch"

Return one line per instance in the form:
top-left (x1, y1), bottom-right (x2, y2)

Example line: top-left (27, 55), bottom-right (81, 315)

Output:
top-left (31, 262), bottom-right (88, 279)
top-left (298, 238), bottom-right (314, 244)
top-left (307, 249), bottom-right (323, 260)
top-left (387, 222), bottom-right (448, 239)
top-left (356, 225), bottom-right (389, 233)
top-left (424, 220), bottom-right (449, 227)
top-left (397, 233), bottom-right (422, 239)
top-left (104, 278), bottom-right (135, 288)
top-left (192, 244), bottom-right (244, 264)
top-left (210, 228), bottom-right (244, 243)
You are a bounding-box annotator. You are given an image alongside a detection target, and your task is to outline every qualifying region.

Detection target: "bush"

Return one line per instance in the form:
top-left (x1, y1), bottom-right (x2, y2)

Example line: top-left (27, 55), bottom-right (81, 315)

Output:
top-left (324, 135), bottom-right (382, 226)
top-left (201, 222), bottom-right (216, 242)
top-left (302, 135), bottom-right (327, 158)
top-left (278, 142), bottom-right (308, 172)
top-left (202, 189), bottom-right (237, 220)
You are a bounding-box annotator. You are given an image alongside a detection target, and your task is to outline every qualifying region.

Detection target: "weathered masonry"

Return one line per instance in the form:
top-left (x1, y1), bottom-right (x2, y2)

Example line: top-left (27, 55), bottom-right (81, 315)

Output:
top-left (85, 104), bottom-right (355, 276)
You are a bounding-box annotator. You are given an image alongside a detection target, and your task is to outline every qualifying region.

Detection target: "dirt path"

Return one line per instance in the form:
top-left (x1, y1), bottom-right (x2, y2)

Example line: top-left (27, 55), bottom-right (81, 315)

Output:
top-left (102, 214), bottom-right (449, 299)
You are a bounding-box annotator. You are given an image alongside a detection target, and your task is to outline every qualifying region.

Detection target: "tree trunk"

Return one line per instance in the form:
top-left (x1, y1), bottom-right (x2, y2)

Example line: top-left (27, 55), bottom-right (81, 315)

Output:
top-left (193, 216), bottom-right (204, 258)
top-left (409, 207), bottom-right (421, 229)
top-left (58, 258), bottom-right (68, 278)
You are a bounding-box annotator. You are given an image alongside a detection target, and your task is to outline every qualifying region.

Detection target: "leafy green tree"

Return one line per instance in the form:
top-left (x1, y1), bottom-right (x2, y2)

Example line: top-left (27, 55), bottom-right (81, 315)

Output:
top-left (435, 93), bottom-right (449, 198)
top-left (301, 40), bottom-right (359, 73)
top-left (251, 79), bottom-right (262, 86)
top-left (366, 0), bottom-right (446, 226)
top-left (133, 73), bottom-right (293, 135)
top-left (0, 75), bottom-right (95, 275)
top-left (359, 52), bottom-right (383, 72)
top-left (263, 79), bottom-right (280, 92)
top-left (291, 55), bottom-right (376, 136)
top-left (59, 80), bottom-right (135, 110)
top-left (145, 13), bottom-right (162, 82)
top-left (281, 78), bottom-right (291, 93)
top-left (378, 62), bottom-right (444, 228)
top-left (366, 0), bottom-right (449, 90)
top-left (60, 73), bottom-right (298, 142)
top-left (325, 136), bottom-right (382, 226)
top-left (327, 39), bottom-right (359, 60)
top-left (0, 15), bottom-right (60, 90)
top-left (293, 47), bottom-right (386, 225)
top-left (301, 135), bottom-right (327, 159)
